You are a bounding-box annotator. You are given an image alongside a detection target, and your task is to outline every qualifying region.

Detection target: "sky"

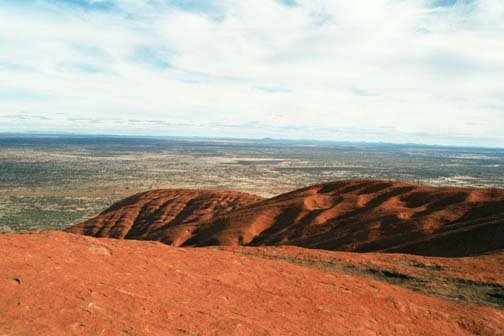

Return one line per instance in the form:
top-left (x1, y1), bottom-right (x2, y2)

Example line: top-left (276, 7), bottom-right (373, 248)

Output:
top-left (0, 0), bottom-right (503, 147)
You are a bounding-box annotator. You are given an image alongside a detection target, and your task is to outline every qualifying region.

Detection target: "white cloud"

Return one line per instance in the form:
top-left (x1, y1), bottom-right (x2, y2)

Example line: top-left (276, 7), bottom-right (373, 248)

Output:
top-left (0, 0), bottom-right (503, 146)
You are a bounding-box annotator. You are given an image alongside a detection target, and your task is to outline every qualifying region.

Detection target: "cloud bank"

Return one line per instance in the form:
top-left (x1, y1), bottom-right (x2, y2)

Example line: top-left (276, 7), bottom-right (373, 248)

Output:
top-left (0, 0), bottom-right (503, 146)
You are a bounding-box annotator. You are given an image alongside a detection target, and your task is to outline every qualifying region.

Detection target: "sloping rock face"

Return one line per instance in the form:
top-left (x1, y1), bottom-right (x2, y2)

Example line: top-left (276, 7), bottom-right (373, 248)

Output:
top-left (68, 180), bottom-right (504, 256)
top-left (67, 189), bottom-right (263, 246)
top-left (185, 180), bottom-right (504, 256)
top-left (1, 231), bottom-right (503, 336)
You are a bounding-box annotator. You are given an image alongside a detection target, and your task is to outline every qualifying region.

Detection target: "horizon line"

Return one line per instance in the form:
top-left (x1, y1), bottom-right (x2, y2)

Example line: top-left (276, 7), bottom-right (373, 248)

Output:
top-left (0, 131), bottom-right (503, 150)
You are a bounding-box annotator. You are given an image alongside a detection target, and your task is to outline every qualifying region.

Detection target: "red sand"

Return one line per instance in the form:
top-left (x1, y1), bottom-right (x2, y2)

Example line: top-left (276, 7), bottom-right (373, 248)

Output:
top-left (1, 231), bottom-right (503, 335)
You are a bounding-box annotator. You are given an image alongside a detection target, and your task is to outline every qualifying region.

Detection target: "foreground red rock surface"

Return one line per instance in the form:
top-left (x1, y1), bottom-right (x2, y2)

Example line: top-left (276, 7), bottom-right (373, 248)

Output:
top-left (1, 231), bottom-right (503, 335)
top-left (67, 179), bottom-right (504, 256)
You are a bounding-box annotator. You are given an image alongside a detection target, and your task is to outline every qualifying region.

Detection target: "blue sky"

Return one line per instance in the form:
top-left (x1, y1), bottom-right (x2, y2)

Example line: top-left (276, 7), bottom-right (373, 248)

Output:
top-left (0, 0), bottom-right (503, 147)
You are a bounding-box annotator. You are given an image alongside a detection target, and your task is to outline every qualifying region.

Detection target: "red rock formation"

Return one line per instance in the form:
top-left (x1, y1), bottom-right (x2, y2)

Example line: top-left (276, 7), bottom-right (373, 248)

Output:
top-left (187, 180), bottom-right (504, 256)
top-left (67, 189), bottom-right (263, 246)
top-left (1, 231), bottom-right (503, 335)
top-left (67, 180), bottom-right (504, 256)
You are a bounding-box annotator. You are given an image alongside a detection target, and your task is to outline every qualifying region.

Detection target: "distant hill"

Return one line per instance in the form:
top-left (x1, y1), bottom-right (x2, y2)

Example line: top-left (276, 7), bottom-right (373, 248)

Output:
top-left (67, 179), bottom-right (504, 257)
